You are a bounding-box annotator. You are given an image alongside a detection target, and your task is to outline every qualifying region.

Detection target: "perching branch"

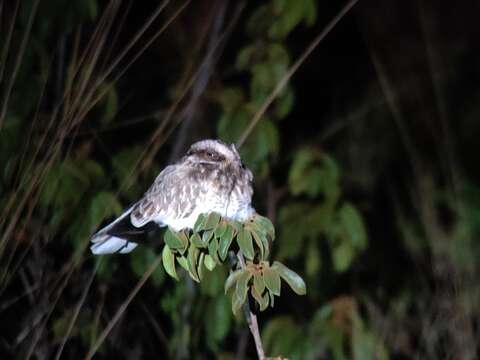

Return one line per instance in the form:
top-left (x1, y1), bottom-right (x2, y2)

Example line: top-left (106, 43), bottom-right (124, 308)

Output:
top-left (161, 213), bottom-right (306, 359)
top-left (237, 252), bottom-right (265, 360)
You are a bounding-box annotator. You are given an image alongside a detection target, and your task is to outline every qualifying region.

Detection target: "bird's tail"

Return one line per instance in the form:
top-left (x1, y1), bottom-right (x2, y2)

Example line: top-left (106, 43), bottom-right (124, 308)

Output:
top-left (90, 206), bottom-right (138, 255)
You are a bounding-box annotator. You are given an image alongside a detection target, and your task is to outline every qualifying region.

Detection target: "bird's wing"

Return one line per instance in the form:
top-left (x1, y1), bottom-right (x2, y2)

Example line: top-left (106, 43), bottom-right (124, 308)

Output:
top-left (130, 164), bottom-right (200, 227)
top-left (90, 205), bottom-right (139, 254)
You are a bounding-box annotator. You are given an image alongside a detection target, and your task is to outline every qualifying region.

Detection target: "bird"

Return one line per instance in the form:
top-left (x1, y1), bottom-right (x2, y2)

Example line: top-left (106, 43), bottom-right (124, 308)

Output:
top-left (90, 139), bottom-right (255, 255)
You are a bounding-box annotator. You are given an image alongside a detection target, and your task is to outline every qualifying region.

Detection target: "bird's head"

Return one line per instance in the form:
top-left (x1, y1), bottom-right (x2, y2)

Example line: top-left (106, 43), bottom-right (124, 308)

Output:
top-left (185, 139), bottom-right (243, 168)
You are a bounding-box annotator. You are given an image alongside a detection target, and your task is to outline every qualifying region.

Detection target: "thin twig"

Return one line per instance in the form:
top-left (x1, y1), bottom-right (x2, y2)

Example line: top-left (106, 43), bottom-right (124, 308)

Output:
top-left (84, 254), bottom-right (163, 360)
top-left (0, 0), bottom-right (20, 83)
top-left (0, 0), bottom-right (39, 129)
top-left (118, 0), bottom-right (240, 191)
top-left (236, 0), bottom-right (360, 148)
top-left (237, 253), bottom-right (265, 360)
top-left (168, 0), bottom-right (234, 161)
top-left (54, 262), bottom-right (99, 360)
top-left (139, 302), bottom-right (171, 355)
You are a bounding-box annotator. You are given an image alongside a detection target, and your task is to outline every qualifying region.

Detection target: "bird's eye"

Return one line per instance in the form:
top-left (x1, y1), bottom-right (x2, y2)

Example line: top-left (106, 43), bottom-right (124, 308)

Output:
top-left (206, 151), bottom-right (214, 158)
top-left (186, 150), bottom-right (193, 156)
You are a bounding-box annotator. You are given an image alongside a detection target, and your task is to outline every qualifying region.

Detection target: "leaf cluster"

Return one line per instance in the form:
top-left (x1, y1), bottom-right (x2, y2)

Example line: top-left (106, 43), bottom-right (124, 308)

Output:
top-left (278, 147), bottom-right (367, 277)
top-left (161, 212), bottom-right (306, 315)
top-left (216, 0), bottom-right (317, 177)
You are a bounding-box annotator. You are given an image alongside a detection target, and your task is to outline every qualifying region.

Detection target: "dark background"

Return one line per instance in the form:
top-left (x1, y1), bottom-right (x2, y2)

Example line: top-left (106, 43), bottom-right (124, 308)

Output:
top-left (1, 0), bottom-right (479, 359)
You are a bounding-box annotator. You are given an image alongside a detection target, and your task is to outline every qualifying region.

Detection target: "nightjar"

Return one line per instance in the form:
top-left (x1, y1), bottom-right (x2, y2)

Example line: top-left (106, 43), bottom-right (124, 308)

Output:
top-left (90, 139), bottom-right (255, 254)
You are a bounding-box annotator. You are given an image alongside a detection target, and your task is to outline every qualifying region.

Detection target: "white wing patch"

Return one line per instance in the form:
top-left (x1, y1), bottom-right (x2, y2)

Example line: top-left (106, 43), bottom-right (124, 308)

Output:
top-left (91, 235), bottom-right (138, 254)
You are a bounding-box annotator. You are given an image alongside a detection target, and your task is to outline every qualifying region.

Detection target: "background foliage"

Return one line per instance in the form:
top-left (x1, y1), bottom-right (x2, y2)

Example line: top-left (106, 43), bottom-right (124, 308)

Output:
top-left (1, 0), bottom-right (479, 359)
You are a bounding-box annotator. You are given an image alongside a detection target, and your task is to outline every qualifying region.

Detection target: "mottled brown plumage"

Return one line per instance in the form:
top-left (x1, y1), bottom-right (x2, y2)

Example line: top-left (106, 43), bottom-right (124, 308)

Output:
top-left (90, 139), bottom-right (255, 254)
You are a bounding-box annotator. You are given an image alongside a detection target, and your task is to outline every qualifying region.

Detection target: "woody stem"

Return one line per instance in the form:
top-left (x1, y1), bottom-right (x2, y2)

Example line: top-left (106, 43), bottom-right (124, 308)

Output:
top-left (237, 252), bottom-right (265, 360)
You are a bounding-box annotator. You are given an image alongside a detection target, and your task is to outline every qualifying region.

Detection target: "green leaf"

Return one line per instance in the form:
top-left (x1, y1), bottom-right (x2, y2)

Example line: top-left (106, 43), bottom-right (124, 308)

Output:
top-left (80, 159), bottom-right (105, 182)
top-left (272, 261), bottom-right (306, 295)
top-left (339, 203), bottom-right (367, 249)
top-left (162, 245), bottom-right (178, 280)
top-left (200, 266), bottom-right (227, 296)
top-left (263, 267), bottom-right (281, 296)
top-left (88, 191), bottom-right (122, 231)
top-left (204, 212), bottom-right (221, 230)
top-left (253, 214), bottom-right (275, 239)
top-left (246, 5), bottom-right (270, 37)
top-left (230, 220), bottom-right (243, 235)
top-left (208, 237), bottom-right (220, 263)
top-left (275, 86), bottom-right (294, 118)
top-left (232, 289), bottom-right (244, 316)
top-left (164, 228), bottom-right (183, 250)
top-left (306, 240), bottom-right (321, 277)
top-left (261, 316), bottom-right (305, 358)
top-left (241, 117), bottom-right (279, 167)
top-left (194, 213), bottom-right (207, 232)
top-left (204, 254), bottom-right (217, 271)
top-left (177, 231), bottom-right (190, 253)
top-left (205, 296), bottom-right (232, 350)
top-left (237, 228), bottom-right (255, 260)
top-left (111, 146), bottom-right (143, 192)
top-left (187, 244), bottom-right (200, 282)
top-left (99, 82), bottom-right (118, 125)
top-left (253, 272), bottom-right (266, 294)
top-left (217, 86), bottom-right (245, 113)
top-left (217, 110), bottom-right (249, 144)
top-left (288, 148), bottom-right (340, 200)
top-left (267, 43), bottom-right (290, 67)
top-left (248, 221), bottom-right (270, 259)
top-left (332, 242), bottom-right (354, 273)
top-left (197, 252), bottom-right (205, 280)
top-left (94, 256), bottom-right (117, 282)
top-left (191, 233), bottom-right (205, 248)
top-left (249, 227), bottom-right (266, 260)
top-left (130, 247), bottom-right (164, 287)
top-left (177, 256), bottom-right (189, 271)
top-left (250, 286), bottom-right (269, 311)
top-left (304, 0), bottom-right (317, 26)
top-left (224, 269), bottom-right (244, 294)
top-left (262, 292), bottom-right (270, 310)
top-left (236, 45), bottom-right (257, 71)
top-left (52, 315), bottom-right (69, 341)
top-left (218, 224), bottom-right (234, 261)
top-left (202, 229), bottom-right (214, 244)
top-left (235, 270), bottom-right (253, 305)
top-left (269, 289), bottom-right (275, 307)
top-left (352, 313), bottom-right (389, 360)
top-left (214, 222), bottom-right (228, 239)
top-left (268, 0), bottom-right (306, 39)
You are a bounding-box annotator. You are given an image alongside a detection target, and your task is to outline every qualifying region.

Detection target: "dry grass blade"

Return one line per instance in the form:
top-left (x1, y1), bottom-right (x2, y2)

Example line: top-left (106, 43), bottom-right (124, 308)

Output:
top-left (99, 0), bottom-right (134, 73)
top-left (119, 0), bottom-right (243, 189)
top-left (236, 0), bottom-right (360, 148)
top-left (0, 16), bottom-right (50, 227)
top-left (24, 260), bottom-right (79, 359)
top-left (74, 0), bottom-right (191, 129)
top-left (369, 51), bottom-right (421, 176)
top-left (0, 0), bottom-right (191, 317)
top-left (0, 0), bottom-right (19, 82)
top-left (84, 255), bottom-right (163, 360)
top-left (0, 0), bottom-right (120, 249)
top-left (418, 3), bottom-right (459, 203)
top-left (0, 0), bottom-right (40, 129)
top-left (54, 263), bottom-right (99, 360)
top-left (101, 0), bottom-right (171, 81)
top-left (63, 0), bottom-right (121, 126)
